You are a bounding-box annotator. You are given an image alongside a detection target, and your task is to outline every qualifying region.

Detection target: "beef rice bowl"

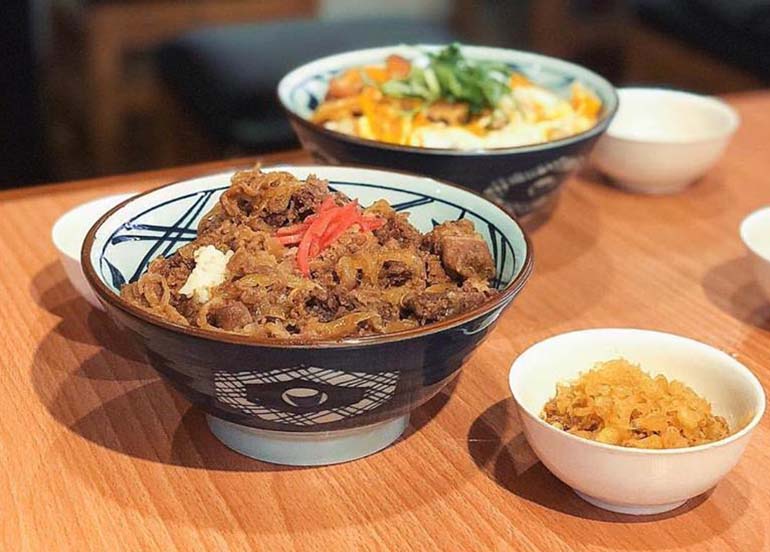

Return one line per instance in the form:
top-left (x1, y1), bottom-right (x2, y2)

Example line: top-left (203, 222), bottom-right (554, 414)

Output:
top-left (83, 165), bottom-right (532, 465)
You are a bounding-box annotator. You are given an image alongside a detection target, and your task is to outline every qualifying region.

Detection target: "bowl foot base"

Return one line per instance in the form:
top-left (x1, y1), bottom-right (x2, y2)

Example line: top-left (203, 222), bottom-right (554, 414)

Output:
top-left (574, 490), bottom-right (687, 515)
top-left (207, 414), bottom-right (409, 466)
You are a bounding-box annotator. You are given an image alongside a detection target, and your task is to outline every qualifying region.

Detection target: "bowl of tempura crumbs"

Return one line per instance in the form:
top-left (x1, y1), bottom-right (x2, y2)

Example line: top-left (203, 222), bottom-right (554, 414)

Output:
top-left (541, 358), bottom-right (732, 449)
top-left (509, 328), bottom-right (765, 515)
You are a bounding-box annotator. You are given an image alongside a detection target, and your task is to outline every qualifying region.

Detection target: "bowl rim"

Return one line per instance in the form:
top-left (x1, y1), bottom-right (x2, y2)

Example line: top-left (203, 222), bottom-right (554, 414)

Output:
top-left (277, 43), bottom-right (619, 157)
top-left (509, 327), bottom-right (766, 456)
top-left (605, 87), bottom-right (741, 146)
top-left (740, 205), bottom-right (770, 262)
top-left (51, 192), bottom-right (138, 261)
top-left (82, 163), bottom-right (534, 349)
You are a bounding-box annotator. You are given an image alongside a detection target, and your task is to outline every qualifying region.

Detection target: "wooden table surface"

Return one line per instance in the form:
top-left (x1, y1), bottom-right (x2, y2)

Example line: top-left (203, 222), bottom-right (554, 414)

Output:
top-left (3, 95), bottom-right (770, 551)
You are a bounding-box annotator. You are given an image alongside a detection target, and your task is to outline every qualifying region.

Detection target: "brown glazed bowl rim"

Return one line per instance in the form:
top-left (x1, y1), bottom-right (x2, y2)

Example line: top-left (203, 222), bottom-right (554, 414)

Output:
top-left (82, 164), bottom-right (534, 349)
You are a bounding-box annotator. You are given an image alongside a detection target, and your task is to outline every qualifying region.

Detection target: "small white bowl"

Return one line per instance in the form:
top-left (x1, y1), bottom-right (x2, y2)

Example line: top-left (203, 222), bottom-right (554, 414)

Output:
top-left (740, 207), bottom-right (770, 302)
top-left (51, 193), bottom-right (135, 309)
top-left (592, 88), bottom-right (739, 194)
top-left (509, 328), bottom-right (765, 515)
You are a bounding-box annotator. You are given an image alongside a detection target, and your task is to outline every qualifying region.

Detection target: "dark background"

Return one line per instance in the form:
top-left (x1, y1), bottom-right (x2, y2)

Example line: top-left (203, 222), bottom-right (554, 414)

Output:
top-left (2, 0), bottom-right (766, 188)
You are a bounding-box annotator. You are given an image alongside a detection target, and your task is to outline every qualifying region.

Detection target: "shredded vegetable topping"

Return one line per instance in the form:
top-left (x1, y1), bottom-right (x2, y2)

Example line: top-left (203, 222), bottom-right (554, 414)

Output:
top-left (312, 43), bottom-right (602, 149)
top-left (381, 43), bottom-right (512, 113)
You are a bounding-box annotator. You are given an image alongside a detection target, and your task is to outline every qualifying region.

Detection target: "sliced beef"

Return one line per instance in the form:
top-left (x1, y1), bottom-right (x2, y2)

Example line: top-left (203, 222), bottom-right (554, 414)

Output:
top-left (422, 220), bottom-right (494, 281)
top-left (440, 235), bottom-right (495, 280)
top-left (289, 174), bottom-right (330, 220)
top-left (220, 169), bottom-right (270, 217)
top-left (176, 296), bottom-right (200, 324)
top-left (379, 260), bottom-right (411, 287)
top-left (423, 252), bottom-right (452, 285)
top-left (263, 212), bottom-right (289, 227)
top-left (211, 301), bottom-right (253, 331)
top-left (221, 169), bottom-right (332, 226)
top-left (421, 219), bottom-right (477, 254)
top-left (304, 289), bottom-right (341, 322)
top-left (404, 287), bottom-right (488, 324)
top-left (228, 246), bottom-right (276, 278)
top-left (364, 199), bottom-right (419, 247)
top-left (197, 204), bottom-right (226, 235)
top-left (148, 253), bottom-right (195, 292)
top-left (374, 212), bottom-right (422, 247)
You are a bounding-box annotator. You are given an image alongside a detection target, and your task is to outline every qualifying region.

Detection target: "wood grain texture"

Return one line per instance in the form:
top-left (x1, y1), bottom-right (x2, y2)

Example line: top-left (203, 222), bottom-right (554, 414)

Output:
top-left (2, 96), bottom-right (770, 551)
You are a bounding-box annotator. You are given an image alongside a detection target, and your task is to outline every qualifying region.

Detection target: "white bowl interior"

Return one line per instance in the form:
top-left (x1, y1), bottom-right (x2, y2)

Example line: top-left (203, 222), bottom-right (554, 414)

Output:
top-left (52, 193), bottom-right (136, 308)
top-left (278, 44), bottom-right (617, 125)
top-left (741, 206), bottom-right (770, 262)
top-left (87, 166), bottom-right (528, 295)
top-left (511, 329), bottom-right (764, 436)
top-left (609, 88), bottom-right (739, 144)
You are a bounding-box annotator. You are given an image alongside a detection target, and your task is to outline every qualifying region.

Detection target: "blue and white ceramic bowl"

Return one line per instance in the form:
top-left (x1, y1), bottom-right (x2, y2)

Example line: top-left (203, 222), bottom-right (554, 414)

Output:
top-left (83, 165), bottom-right (533, 466)
top-left (278, 45), bottom-right (618, 221)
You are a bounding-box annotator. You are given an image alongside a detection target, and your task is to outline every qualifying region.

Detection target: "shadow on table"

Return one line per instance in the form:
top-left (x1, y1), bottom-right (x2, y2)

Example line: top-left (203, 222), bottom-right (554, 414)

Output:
top-left (39, 374), bottom-right (453, 473)
top-left (31, 262), bottom-right (149, 357)
top-left (467, 398), bottom-right (753, 548)
top-left (30, 262), bottom-right (475, 532)
top-left (702, 256), bottom-right (770, 331)
top-left (30, 261), bottom-right (455, 471)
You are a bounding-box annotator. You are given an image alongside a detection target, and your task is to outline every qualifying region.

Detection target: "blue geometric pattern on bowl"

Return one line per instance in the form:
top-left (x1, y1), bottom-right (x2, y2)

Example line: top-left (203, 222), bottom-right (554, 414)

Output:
top-left (214, 364), bottom-right (399, 426)
top-left (97, 171), bottom-right (521, 293)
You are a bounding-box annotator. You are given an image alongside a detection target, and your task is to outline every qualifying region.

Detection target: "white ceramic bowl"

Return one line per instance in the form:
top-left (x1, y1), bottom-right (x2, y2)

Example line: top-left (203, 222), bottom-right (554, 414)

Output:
top-left (51, 193), bottom-right (136, 309)
top-left (509, 328), bottom-right (765, 515)
top-left (592, 88), bottom-right (739, 194)
top-left (740, 206), bottom-right (770, 302)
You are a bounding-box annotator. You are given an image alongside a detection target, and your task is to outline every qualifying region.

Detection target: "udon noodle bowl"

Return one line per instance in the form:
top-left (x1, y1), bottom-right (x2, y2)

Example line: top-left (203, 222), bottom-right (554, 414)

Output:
top-left (311, 44), bottom-right (602, 150)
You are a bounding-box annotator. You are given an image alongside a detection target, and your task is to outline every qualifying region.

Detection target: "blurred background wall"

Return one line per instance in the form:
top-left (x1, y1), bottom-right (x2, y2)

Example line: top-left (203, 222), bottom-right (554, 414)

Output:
top-left (1, 0), bottom-right (765, 188)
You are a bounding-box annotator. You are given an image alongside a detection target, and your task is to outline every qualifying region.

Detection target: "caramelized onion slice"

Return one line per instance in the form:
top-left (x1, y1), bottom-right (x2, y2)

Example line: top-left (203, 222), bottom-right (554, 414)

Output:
top-left (303, 312), bottom-right (377, 339)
